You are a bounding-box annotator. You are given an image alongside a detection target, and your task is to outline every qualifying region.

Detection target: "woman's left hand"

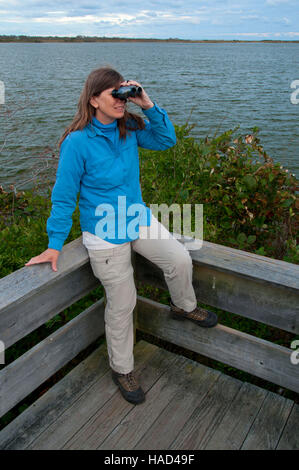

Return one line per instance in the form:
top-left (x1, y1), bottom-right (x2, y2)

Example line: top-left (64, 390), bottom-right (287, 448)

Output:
top-left (120, 80), bottom-right (154, 110)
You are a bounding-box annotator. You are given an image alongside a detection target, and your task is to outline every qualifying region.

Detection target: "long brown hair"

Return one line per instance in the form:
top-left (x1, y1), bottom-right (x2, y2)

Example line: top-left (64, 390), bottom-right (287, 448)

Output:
top-left (59, 66), bottom-right (145, 147)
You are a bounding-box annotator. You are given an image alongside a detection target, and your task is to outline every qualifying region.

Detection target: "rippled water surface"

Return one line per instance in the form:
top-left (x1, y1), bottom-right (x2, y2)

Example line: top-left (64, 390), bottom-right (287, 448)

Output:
top-left (0, 42), bottom-right (298, 188)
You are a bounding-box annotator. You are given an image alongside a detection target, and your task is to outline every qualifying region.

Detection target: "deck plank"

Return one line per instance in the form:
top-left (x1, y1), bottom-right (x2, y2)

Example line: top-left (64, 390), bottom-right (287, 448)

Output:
top-left (169, 373), bottom-right (242, 450)
top-left (241, 392), bottom-right (294, 450)
top-left (0, 342), bottom-right (109, 450)
top-left (27, 341), bottom-right (158, 450)
top-left (204, 382), bottom-right (268, 450)
top-left (276, 403), bottom-right (299, 450)
top-left (64, 347), bottom-right (178, 450)
top-left (134, 361), bottom-right (221, 450)
top-left (1, 340), bottom-right (297, 451)
top-left (97, 355), bottom-right (190, 450)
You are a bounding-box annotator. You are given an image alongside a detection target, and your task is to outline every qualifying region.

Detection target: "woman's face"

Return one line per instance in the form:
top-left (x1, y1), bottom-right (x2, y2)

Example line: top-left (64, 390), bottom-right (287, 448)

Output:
top-left (90, 87), bottom-right (125, 125)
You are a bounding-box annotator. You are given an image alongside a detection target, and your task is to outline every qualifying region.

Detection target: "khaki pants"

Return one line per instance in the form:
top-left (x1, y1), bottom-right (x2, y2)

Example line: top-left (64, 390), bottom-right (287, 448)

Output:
top-left (87, 217), bottom-right (197, 374)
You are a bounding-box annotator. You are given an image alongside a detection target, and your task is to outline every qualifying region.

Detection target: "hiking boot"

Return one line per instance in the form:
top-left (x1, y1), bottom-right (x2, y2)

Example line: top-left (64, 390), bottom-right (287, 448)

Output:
top-left (170, 301), bottom-right (218, 328)
top-left (111, 369), bottom-right (145, 405)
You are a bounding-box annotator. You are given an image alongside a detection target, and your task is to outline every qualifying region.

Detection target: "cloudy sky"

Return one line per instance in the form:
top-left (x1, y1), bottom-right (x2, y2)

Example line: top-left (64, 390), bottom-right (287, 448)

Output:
top-left (0, 0), bottom-right (298, 40)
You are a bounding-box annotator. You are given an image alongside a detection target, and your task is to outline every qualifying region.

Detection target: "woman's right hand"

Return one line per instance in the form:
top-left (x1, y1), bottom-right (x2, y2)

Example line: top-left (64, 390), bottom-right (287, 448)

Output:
top-left (25, 248), bottom-right (60, 272)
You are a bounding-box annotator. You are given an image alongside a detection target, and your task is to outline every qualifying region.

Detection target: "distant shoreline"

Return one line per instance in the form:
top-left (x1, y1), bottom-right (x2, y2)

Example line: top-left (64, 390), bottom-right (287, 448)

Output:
top-left (0, 35), bottom-right (299, 43)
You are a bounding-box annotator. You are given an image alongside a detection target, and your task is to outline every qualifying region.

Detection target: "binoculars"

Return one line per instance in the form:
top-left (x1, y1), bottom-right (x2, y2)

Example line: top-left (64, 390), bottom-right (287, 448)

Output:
top-left (112, 86), bottom-right (142, 101)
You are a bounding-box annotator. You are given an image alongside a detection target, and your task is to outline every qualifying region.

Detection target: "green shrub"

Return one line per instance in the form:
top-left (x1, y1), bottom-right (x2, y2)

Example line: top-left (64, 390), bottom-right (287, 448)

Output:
top-left (0, 187), bottom-right (81, 277)
top-left (140, 124), bottom-right (298, 262)
top-left (0, 123), bottom-right (298, 277)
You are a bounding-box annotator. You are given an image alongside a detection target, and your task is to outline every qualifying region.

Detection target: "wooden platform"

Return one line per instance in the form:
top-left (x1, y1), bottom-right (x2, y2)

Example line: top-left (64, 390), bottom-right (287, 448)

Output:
top-left (0, 340), bottom-right (297, 450)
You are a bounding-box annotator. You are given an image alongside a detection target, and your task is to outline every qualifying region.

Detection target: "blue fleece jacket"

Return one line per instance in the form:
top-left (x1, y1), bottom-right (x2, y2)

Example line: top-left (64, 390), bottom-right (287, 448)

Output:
top-left (46, 103), bottom-right (176, 251)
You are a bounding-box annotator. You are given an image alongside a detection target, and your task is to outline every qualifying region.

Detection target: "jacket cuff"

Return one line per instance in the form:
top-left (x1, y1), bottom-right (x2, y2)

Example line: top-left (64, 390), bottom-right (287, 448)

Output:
top-left (142, 103), bottom-right (166, 119)
top-left (48, 238), bottom-right (64, 251)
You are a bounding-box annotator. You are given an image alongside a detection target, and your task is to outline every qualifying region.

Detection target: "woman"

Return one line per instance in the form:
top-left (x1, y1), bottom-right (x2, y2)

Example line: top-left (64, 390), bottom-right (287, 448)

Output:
top-left (25, 66), bottom-right (217, 405)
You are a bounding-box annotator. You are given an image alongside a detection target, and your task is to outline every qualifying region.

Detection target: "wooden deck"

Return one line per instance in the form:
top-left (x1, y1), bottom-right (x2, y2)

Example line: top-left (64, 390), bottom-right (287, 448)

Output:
top-left (0, 340), bottom-right (297, 450)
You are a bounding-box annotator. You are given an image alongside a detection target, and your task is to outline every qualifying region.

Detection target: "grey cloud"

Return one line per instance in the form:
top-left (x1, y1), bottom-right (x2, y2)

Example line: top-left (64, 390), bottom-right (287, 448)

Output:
top-left (1, 0), bottom-right (197, 15)
top-left (143, 12), bottom-right (158, 18)
top-left (0, 0), bottom-right (298, 39)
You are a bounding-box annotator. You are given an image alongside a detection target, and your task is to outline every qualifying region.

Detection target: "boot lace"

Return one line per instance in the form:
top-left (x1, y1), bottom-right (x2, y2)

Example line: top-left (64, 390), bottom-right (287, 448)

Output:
top-left (121, 371), bottom-right (139, 392)
top-left (188, 307), bottom-right (209, 321)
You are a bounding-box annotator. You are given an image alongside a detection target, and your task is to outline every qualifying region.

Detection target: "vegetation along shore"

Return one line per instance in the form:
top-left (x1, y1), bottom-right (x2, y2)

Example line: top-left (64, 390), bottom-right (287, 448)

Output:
top-left (1, 35), bottom-right (299, 43)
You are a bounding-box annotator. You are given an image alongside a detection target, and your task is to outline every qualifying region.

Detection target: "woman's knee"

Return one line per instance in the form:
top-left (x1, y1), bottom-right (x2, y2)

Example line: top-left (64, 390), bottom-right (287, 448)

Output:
top-left (164, 246), bottom-right (193, 279)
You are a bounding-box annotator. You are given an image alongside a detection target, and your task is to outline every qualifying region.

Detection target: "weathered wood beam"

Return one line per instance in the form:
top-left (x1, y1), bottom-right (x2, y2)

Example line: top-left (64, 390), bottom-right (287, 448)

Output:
top-left (0, 237), bottom-right (99, 348)
top-left (136, 296), bottom-right (299, 393)
top-left (135, 238), bottom-right (299, 334)
top-left (0, 298), bottom-right (105, 418)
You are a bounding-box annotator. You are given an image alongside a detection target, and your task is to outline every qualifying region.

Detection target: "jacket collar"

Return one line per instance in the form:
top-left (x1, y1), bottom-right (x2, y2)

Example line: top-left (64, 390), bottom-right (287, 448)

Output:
top-left (85, 117), bottom-right (117, 138)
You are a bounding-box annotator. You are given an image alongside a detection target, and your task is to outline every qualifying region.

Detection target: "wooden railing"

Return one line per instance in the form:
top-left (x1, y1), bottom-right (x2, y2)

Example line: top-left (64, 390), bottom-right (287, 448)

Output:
top-left (0, 236), bottom-right (298, 422)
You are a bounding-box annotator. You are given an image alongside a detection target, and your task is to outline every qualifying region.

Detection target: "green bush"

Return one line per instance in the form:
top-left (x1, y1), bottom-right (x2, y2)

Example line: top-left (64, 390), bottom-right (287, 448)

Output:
top-left (0, 121), bottom-right (297, 276)
top-left (0, 123), bottom-right (298, 277)
top-left (0, 187), bottom-right (82, 277)
top-left (140, 124), bottom-right (298, 262)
